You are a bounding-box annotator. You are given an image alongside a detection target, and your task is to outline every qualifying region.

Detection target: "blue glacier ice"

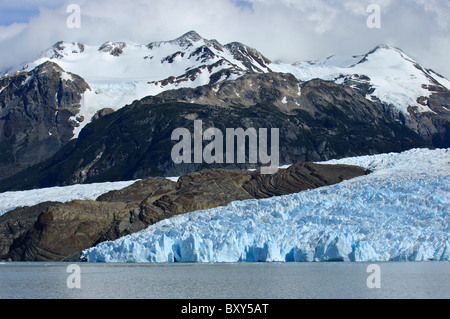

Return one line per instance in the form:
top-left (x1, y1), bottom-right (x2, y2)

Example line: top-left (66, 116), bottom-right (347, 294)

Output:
top-left (82, 148), bottom-right (450, 262)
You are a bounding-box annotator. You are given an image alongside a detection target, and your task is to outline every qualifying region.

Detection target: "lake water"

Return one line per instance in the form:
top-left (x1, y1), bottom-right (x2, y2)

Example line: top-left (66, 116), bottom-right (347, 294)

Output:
top-left (0, 262), bottom-right (449, 299)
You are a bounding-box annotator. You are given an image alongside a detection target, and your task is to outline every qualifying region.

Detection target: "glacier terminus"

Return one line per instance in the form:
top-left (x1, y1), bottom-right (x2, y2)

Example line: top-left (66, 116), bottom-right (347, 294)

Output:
top-left (82, 148), bottom-right (450, 263)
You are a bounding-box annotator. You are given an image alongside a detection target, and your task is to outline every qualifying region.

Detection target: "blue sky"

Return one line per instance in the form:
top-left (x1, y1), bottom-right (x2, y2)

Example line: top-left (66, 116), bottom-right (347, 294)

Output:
top-left (233, 0), bottom-right (254, 12)
top-left (0, 0), bottom-right (449, 78)
top-left (0, 6), bottom-right (39, 25)
top-left (0, 0), bottom-right (64, 25)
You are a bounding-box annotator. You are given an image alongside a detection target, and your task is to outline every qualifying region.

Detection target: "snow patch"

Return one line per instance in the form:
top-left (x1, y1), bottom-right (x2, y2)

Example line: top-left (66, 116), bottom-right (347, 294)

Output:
top-left (60, 71), bottom-right (73, 81)
top-left (20, 75), bottom-right (33, 88)
top-left (0, 180), bottom-right (138, 216)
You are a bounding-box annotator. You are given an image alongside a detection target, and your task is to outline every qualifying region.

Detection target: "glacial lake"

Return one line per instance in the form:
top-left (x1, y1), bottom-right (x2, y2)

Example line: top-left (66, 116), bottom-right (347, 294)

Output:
top-left (0, 262), bottom-right (449, 299)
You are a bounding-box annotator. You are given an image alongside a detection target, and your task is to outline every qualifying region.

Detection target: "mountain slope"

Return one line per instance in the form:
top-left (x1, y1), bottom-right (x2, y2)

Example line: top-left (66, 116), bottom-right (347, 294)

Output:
top-left (272, 44), bottom-right (450, 146)
top-left (0, 61), bottom-right (89, 180)
top-left (273, 44), bottom-right (450, 113)
top-left (0, 73), bottom-right (428, 192)
top-left (0, 32), bottom-right (449, 185)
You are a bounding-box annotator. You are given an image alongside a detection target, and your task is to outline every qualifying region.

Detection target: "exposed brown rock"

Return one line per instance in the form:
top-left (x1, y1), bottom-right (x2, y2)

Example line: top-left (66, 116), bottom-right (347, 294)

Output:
top-left (92, 108), bottom-right (115, 121)
top-left (96, 176), bottom-right (177, 203)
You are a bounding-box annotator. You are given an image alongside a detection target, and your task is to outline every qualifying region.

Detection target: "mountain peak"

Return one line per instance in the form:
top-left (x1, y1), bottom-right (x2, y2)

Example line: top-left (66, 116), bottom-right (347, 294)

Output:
top-left (98, 41), bottom-right (127, 56)
top-left (171, 30), bottom-right (203, 47)
top-left (177, 30), bottom-right (203, 42)
top-left (33, 60), bottom-right (64, 73)
top-left (45, 41), bottom-right (86, 60)
top-left (367, 43), bottom-right (403, 55)
top-left (374, 43), bottom-right (396, 50)
top-left (147, 30), bottom-right (204, 49)
top-left (350, 43), bottom-right (408, 67)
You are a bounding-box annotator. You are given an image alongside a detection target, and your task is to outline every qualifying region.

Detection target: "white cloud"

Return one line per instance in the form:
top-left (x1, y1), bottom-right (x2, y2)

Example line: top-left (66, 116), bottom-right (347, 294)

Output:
top-left (0, 0), bottom-right (449, 78)
top-left (413, 0), bottom-right (450, 29)
top-left (0, 23), bottom-right (27, 42)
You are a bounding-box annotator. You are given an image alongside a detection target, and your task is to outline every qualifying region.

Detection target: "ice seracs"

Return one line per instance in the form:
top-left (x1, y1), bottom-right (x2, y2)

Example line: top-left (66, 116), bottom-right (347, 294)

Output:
top-left (81, 148), bottom-right (450, 263)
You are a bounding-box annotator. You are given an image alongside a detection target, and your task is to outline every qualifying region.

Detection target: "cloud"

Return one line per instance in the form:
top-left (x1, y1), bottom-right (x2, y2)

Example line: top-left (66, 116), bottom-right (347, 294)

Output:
top-left (0, 0), bottom-right (449, 78)
top-left (0, 23), bottom-right (27, 42)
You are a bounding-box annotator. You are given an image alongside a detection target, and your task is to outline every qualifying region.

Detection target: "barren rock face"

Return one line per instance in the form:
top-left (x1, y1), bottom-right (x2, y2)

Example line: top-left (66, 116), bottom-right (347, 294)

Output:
top-left (0, 61), bottom-right (90, 180)
top-left (0, 162), bottom-right (368, 261)
top-left (96, 177), bottom-right (177, 203)
top-left (0, 200), bottom-right (129, 261)
top-left (242, 162), bottom-right (369, 198)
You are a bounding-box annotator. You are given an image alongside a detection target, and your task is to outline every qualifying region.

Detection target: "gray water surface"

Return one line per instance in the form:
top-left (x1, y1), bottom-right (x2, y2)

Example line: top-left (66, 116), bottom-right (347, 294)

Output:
top-left (0, 262), bottom-right (449, 299)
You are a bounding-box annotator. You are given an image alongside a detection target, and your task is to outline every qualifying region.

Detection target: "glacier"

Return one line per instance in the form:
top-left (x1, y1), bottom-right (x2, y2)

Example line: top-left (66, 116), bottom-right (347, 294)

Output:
top-left (82, 148), bottom-right (450, 263)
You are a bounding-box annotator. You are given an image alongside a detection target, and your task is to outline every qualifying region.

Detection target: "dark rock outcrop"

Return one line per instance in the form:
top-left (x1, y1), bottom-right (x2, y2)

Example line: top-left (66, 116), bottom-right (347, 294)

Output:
top-left (0, 61), bottom-right (90, 180)
top-left (0, 162), bottom-right (368, 262)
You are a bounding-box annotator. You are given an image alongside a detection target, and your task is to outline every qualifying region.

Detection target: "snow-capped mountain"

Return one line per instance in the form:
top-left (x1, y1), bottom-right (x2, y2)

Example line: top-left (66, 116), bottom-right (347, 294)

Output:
top-left (3, 31), bottom-right (449, 139)
top-left (1, 70), bottom-right (428, 191)
top-left (272, 44), bottom-right (450, 114)
top-left (3, 31), bottom-right (273, 136)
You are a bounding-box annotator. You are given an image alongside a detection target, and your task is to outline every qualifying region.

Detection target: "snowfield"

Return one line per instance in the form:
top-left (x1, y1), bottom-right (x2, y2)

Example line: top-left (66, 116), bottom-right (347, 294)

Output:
top-left (82, 148), bottom-right (450, 263)
top-left (0, 180), bottom-right (138, 216)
